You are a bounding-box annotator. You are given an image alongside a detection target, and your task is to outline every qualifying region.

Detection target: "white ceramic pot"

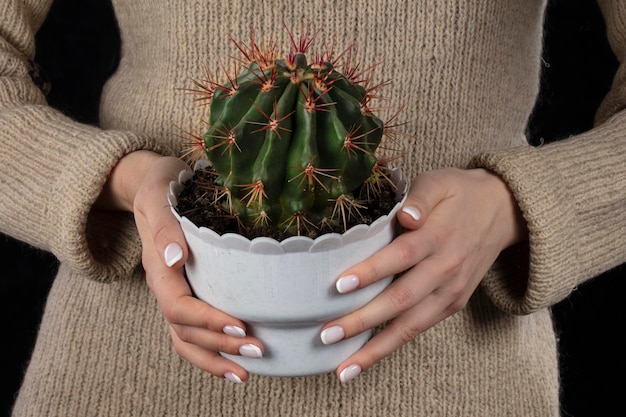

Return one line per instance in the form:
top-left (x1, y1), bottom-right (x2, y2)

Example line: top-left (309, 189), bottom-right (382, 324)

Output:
top-left (168, 160), bottom-right (407, 377)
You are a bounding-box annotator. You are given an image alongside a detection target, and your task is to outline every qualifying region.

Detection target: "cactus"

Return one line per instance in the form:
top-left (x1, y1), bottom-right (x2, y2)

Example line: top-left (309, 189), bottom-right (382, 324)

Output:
top-left (185, 29), bottom-right (399, 237)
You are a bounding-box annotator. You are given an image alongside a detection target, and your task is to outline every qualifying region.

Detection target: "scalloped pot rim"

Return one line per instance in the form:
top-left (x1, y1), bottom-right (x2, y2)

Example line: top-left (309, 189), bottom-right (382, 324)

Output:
top-left (168, 159), bottom-right (408, 254)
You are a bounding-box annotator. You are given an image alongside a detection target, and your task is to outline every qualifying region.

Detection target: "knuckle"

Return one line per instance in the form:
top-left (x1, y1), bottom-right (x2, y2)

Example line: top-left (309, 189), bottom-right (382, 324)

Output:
top-left (446, 290), bottom-right (471, 313)
top-left (175, 324), bottom-right (192, 344)
top-left (160, 304), bottom-right (174, 323)
top-left (395, 323), bottom-right (422, 344)
top-left (446, 279), bottom-right (466, 299)
top-left (387, 235), bottom-right (420, 273)
top-left (353, 312), bottom-right (369, 334)
top-left (160, 303), bottom-right (175, 323)
top-left (386, 285), bottom-right (416, 311)
top-left (447, 298), bottom-right (468, 313)
top-left (443, 253), bottom-right (465, 276)
top-left (212, 337), bottom-right (232, 354)
top-left (420, 227), bottom-right (442, 253)
top-left (435, 279), bottom-right (466, 308)
top-left (395, 241), bottom-right (416, 270)
top-left (420, 169), bottom-right (449, 189)
top-left (152, 222), bottom-right (171, 246)
top-left (436, 284), bottom-right (469, 314)
top-left (220, 342), bottom-right (239, 355)
top-left (170, 330), bottom-right (186, 355)
top-left (161, 297), bottom-right (184, 326)
top-left (172, 341), bottom-right (185, 357)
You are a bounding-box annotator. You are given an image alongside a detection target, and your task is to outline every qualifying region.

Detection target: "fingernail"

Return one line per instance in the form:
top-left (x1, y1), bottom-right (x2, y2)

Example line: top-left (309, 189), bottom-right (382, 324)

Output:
top-left (336, 275), bottom-right (360, 293)
top-left (339, 364), bottom-right (362, 383)
top-left (320, 325), bottom-right (345, 345)
top-left (224, 372), bottom-right (243, 384)
top-left (164, 242), bottom-right (183, 267)
top-left (402, 206), bottom-right (421, 222)
top-left (223, 325), bottom-right (246, 337)
top-left (239, 344), bottom-right (263, 358)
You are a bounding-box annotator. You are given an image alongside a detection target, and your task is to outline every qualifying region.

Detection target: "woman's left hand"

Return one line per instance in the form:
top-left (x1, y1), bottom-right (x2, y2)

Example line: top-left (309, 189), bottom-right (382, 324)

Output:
top-left (319, 168), bottom-right (528, 383)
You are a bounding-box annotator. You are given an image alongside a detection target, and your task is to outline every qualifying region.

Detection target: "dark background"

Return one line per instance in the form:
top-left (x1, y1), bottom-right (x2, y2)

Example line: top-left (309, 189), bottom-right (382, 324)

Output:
top-left (1, 0), bottom-right (624, 416)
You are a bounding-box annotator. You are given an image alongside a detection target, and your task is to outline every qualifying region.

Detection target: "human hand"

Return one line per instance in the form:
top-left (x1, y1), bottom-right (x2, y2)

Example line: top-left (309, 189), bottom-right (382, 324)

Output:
top-left (319, 168), bottom-right (528, 383)
top-left (97, 150), bottom-right (263, 383)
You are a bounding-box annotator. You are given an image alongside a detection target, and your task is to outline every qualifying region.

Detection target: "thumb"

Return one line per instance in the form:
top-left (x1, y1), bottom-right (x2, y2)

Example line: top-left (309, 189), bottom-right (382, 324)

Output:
top-left (161, 227), bottom-right (187, 268)
top-left (134, 156), bottom-right (190, 268)
top-left (397, 170), bottom-right (450, 230)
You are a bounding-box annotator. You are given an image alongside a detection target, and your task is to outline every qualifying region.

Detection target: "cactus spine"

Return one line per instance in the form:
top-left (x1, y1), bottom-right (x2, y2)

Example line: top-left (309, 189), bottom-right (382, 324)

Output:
top-left (188, 29), bottom-right (396, 236)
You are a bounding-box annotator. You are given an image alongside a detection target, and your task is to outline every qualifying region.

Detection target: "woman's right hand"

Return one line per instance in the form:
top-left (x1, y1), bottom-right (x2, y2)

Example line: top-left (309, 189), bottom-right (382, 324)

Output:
top-left (98, 150), bottom-right (263, 383)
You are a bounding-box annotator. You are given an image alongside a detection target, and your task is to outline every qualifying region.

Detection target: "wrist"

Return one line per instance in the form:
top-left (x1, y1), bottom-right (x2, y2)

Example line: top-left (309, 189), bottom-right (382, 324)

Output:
top-left (482, 169), bottom-right (528, 249)
top-left (95, 150), bottom-right (163, 212)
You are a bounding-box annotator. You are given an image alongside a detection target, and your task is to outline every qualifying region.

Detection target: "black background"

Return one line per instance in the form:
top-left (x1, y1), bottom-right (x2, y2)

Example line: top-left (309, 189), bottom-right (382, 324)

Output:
top-left (1, 0), bottom-right (624, 415)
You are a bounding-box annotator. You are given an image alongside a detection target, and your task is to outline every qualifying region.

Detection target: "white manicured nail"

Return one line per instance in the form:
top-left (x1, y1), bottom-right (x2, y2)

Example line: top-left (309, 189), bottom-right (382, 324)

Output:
top-left (336, 275), bottom-right (360, 293)
top-left (321, 325), bottom-right (345, 345)
top-left (224, 372), bottom-right (243, 384)
top-left (339, 364), bottom-right (362, 383)
top-left (402, 206), bottom-right (421, 222)
top-left (223, 325), bottom-right (246, 337)
top-left (239, 344), bottom-right (263, 358)
top-left (164, 242), bottom-right (183, 267)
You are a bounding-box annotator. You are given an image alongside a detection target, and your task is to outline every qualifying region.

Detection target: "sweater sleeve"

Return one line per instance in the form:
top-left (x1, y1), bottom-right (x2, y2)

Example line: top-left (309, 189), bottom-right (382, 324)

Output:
top-left (470, 0), bottom-right (626, 315)
top-left (0, 0), bottom-right (171, 282)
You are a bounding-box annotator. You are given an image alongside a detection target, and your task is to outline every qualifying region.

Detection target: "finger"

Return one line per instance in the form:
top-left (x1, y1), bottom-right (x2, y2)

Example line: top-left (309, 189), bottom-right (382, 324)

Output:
top-left (169, 326), bottom-right (249, 383)
top-left (335, 291), bottom-right (455, 382)
top-left (138, 202), bottom-right (257, 344)
top-left (325, 257), bottom-right (443, 342)
top-left (397, 170), bottom-right (453, 230)
top-left (141, 209), bottom-right (265, 363)
top-left (335, 227), bottom-right (436, 294)
top-left (147, 263), bottom-right (265, 359)
top-left (335, 171), bottom-right (455, 294)
top-left (146, 262), bottom-right (249, 334)
top-left (170, 322), bottom-right (263, 357)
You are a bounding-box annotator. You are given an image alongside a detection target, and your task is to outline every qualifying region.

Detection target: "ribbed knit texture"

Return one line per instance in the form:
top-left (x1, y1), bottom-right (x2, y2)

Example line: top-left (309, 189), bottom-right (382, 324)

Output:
top-left (3, 0), bottom-right (625, 416)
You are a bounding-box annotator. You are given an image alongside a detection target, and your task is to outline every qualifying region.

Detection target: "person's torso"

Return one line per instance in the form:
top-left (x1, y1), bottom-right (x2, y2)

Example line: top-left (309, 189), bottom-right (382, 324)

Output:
top-left (101, 0), bottom-right (546, 178)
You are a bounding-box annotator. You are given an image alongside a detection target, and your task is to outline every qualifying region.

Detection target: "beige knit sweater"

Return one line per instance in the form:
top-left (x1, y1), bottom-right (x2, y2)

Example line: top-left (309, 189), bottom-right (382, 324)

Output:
top-left (2, 1), bottom-right (625, 416)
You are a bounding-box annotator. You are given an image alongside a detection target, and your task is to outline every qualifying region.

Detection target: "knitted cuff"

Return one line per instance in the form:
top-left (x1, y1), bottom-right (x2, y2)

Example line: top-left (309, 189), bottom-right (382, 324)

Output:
top-left (469, 145), bottom-right (581, 314)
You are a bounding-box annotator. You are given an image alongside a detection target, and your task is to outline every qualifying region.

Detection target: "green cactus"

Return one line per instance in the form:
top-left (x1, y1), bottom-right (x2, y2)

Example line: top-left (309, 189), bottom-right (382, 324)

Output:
top-left (186, 30), bottom-right (397, 236)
